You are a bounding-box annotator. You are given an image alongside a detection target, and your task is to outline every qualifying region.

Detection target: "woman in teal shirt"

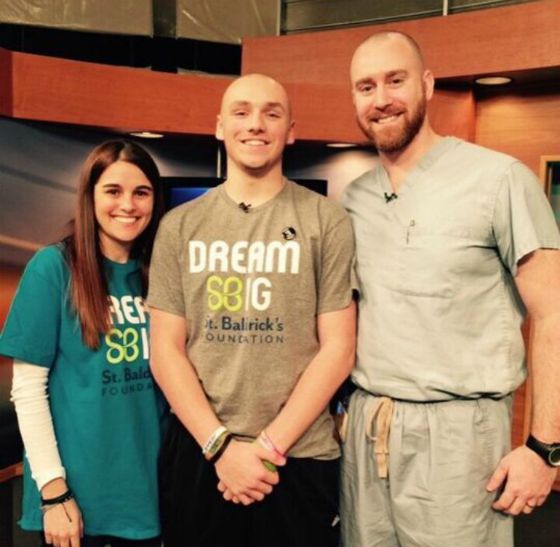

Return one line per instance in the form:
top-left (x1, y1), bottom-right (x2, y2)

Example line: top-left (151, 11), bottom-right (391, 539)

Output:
top-left (0, 140), bottom-right (166, 547)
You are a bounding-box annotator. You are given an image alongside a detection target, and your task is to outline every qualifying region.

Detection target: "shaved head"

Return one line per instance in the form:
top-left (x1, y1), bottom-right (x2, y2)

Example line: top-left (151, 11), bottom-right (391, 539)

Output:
top-left (220, 73), bottom-right (292, 119)
top-left (216, 72), bottom-right (295, 177)
top-left (352, 31), bottom-right (426, 74)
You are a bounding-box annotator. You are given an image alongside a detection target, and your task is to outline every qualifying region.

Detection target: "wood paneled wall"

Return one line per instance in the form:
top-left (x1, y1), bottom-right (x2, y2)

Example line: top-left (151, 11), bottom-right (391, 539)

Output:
top-left (282, 82), bottom-right (475, 144)
top-left (0, 48), bottom-right (474, 144)
top-left (243, 0), bottom-right (560, 83)
top-left (476, 86), bottom-right (560, 174)
top-left (0, 264), bottom-right (22, 329)
top-left (0, 48), bottom-right (231, 136)
top-left (0, 1), bottom-right (557, 144)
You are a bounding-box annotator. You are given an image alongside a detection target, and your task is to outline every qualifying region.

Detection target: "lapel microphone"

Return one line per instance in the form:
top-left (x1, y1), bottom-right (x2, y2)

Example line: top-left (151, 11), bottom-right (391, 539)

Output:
top-left (238, 202), bottom-right (251, 213)
top-left (384, 192), bottom-right (398, 203)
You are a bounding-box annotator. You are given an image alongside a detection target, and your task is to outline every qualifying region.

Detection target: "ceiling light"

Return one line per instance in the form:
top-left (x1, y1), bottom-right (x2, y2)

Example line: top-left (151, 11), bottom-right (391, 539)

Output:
top-left (129, 131), bottom-right (164, 139)
top-left (474, 76), bottom-right (513, 86)
top-left (327, 143), bottom-right (357, 148)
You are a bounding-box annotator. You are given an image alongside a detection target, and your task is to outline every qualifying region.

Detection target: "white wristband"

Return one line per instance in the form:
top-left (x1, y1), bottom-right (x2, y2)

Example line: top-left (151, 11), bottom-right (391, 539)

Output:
top-left (202, 426), bottom-right (228, 455)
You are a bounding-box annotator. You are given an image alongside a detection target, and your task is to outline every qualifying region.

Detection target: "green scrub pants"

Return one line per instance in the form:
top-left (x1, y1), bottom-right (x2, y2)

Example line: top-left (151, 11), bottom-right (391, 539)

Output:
top-left (340, 389), bottom-right (513, 547)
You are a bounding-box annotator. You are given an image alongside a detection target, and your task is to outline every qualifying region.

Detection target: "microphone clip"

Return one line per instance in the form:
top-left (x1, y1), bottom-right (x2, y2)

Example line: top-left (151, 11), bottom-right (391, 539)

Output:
top-left (384, 192), bottom-right (398, 204)
top-left (238, 202), bottom-right (252, 213)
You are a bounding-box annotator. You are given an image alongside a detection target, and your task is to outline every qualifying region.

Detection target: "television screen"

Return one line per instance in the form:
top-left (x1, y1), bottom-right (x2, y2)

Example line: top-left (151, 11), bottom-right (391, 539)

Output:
top-left (164, 177), bottom-right (328, 211)
top-left (164, 177), bottom-right (222, 210)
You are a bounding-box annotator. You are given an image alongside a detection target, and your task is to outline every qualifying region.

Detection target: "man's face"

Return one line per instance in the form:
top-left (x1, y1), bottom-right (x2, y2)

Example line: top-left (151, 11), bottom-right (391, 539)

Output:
top-left (350, 37), bottom-right (433, 155)
top-left (216, 75), bottom-right (295, 175)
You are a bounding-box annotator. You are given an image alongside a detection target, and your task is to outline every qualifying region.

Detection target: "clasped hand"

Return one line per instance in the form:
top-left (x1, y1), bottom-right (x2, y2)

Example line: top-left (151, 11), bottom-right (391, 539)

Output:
top-left (215, 439), bottom-right (286, 506)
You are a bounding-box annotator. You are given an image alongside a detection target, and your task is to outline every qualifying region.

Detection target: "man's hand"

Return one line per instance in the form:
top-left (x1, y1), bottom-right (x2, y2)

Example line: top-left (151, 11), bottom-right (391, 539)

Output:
top-left (486, 445), bottom-right (557, 515)
top-left (215, 439), bottom-right (286, 506)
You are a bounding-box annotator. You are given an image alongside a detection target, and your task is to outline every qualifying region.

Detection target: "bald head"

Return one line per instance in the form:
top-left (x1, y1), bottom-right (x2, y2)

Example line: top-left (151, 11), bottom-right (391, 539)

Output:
top-left (351, 31), bottom-right (426, 76)
top-left (220, 73), bottom-right (292, 120)
top-left (215, 72), bottom-right (295, 177)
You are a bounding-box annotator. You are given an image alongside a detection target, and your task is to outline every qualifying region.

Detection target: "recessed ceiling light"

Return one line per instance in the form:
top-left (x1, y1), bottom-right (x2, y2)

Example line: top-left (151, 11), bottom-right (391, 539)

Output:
top-left (474, 76), bottom-right (513, 86)
top-left (129, 131), bottom-right (164, 139)
top-left (327, 143), bottom-right (357, 148)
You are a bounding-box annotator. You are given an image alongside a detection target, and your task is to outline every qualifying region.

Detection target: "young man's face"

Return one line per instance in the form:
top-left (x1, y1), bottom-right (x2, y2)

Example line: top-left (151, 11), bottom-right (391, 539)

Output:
top-left (350, 37), bottom-right (433, 155)
top-left (216, 75), bottom-right (295, 176)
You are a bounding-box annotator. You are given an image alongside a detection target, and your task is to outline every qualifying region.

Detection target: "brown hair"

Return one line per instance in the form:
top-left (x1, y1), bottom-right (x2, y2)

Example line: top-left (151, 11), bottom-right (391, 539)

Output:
top-left (64, 140), bottom-right (164, 348)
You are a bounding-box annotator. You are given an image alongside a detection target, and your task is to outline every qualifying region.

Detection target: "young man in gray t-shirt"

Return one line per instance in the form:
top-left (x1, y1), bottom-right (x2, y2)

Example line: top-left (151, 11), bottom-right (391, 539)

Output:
top-left (148, 73), bottom-right (356, 547)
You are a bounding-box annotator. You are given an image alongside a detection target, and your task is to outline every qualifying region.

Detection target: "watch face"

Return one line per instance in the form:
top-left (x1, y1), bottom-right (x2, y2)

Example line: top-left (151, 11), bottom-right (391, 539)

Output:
top-left (549, 447), bottom-right (560, 467)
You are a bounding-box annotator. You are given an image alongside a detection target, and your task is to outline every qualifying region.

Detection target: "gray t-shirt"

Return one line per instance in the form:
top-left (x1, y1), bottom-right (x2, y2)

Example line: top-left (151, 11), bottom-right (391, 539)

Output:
top-left (343, 137), bottom-right (560, 401)
top-left (148, 180), bottom-right (354, 459)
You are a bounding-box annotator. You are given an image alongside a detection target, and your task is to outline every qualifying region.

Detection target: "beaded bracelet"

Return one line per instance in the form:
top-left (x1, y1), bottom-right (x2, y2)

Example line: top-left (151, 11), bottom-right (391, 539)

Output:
top-left (40, 489), bottom-right (74, 514)
top-left (40, 489), bottom-right (74, 506)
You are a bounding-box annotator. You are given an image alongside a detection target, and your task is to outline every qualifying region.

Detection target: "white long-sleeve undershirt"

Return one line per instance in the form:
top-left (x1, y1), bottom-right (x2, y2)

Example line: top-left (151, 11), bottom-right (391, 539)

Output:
top-left (11, 360), bottom-right (66, 490)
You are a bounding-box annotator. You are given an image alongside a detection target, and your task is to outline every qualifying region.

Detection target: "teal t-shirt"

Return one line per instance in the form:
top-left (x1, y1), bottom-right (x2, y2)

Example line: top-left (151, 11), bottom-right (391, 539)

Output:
top-left (0, 245), bottom-right (165, 539)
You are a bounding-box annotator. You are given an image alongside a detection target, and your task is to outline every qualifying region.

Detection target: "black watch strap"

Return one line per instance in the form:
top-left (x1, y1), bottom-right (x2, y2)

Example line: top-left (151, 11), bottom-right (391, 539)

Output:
top-left (526, 434), bottom-right (560, 468)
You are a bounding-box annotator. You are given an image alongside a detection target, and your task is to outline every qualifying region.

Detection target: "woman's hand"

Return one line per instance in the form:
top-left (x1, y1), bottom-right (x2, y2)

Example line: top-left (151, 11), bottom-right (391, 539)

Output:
top-left (43, 498), bottom-right (83, 547)
top-left (41, 478), bottom-right (83, 547)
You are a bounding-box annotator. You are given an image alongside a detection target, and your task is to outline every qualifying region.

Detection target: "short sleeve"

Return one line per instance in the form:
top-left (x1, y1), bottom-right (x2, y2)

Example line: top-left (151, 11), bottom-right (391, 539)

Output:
top-left (493, 161), bottom-right (560, 275)
top-left (0, 247), bottom-right (65, 367)
top-left (341, 177), bottom-right (367, 299)
top-left (147, 213), bottom-right (186, 317)
top-left (350, 255), bottom-right (361, 299)
top-left (317, 210), bottom-right (355, 315)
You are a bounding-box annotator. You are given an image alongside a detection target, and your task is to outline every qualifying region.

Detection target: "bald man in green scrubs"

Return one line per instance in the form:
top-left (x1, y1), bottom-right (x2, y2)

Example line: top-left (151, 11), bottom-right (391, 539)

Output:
top-left (341, 31), bottom-right (560, 547)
